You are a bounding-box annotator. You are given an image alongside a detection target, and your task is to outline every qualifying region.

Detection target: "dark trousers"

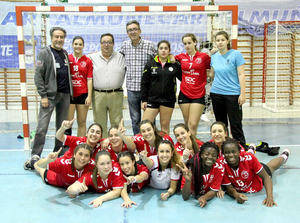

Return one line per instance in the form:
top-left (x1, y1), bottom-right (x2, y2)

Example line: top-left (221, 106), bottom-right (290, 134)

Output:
top-left (210, 92), bottom-right (246, 146)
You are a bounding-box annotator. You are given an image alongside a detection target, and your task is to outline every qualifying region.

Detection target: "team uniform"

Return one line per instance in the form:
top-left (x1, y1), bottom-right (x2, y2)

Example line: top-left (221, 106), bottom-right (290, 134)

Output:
top-left (45, 157), bottom-right (95, 187)
top-left (78, 162), bottom-right (126, 193)
top-left (148, 155), bottom-right (180, 189)
top-left (175, 51), bottom-right (210, 103)
top-left (221, 151), bottom-right (264, 193)
top-left (68, 54), bottom-right (93, 102)
top-left (106, 143), bottom-right (128, 163)
top-left (63, 135), bottom-right (103, 160)
top-left (126, 163), bottom-right (150, 193)
top-left (141, 55), bottom-right (182, 108)
top-left (133, 133), bottom-right (174, 157)
top-left (180, 159), bottom-right (224, 194)
top-left (209, 139), bottom-right (245, 158)
top-left (175, 139), bottom-right (204, 157)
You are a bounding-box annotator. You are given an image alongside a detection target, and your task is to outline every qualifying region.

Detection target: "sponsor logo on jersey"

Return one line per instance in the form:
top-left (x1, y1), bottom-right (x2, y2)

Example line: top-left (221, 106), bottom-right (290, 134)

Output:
top-left (241, 170), bottom-right (249, 179)
top-left (195, 58), bottom-right (202, 64)
top-left (80, 61), bottom-right (87, 67)
top-left (168, 67), bottom-right (174, 72)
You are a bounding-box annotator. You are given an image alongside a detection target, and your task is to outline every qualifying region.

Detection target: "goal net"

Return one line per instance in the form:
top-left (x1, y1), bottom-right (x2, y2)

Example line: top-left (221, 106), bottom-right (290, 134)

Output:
top-left (262, 20), bottom-right (300, 112)
top-left (16, 5), bottom-right (238, 150)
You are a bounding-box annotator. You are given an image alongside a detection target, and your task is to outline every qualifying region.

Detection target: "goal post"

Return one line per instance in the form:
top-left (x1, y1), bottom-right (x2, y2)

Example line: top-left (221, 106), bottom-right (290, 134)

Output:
top-left (262, 20), bottom-right (300, 112)
top-left (16, 4), bottom-right (238, 150)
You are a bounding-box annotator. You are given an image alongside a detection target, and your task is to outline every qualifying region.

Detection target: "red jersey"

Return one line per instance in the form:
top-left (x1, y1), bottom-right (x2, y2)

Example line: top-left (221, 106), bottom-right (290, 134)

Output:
top-left (106, 143), bottom-right (128, 162)
top-left (208, 139), bottom-right (245, 158)
top-left (133, 133), bottom-right (174, 156)
top-left (181, 159), bottom-right (224, 194)
top-left (175, 51), bottom-right (210, 99)
top-left (221, 151), bottom-right (263, 193)
top-left (175, 139), bottom-right (204, 158)
top-left (46, 157), bottom-right (95, 188)
top-left (79, 162), bottom-right (126, 193)
top-left (69, 54), bottom-right (93, 97)
top-left (63, 135), bottom-right (103, 160)
top-left (126, 163), bottom-right (149, 193)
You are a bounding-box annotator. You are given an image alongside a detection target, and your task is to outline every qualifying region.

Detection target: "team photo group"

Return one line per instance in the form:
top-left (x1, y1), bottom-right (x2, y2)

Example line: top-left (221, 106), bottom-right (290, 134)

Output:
top-left (23, 20), bottom-right (291, 209)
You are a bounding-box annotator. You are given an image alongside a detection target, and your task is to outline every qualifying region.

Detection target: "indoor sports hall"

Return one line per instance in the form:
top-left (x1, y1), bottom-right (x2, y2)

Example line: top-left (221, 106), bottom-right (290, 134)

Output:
top-left (0, 0), bottom-right (299, 223)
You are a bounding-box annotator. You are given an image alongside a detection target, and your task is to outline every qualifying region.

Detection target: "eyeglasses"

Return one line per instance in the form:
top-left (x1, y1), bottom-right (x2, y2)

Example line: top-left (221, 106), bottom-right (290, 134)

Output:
top-left (101, 41), bottom-right (113, 45)
top-left (127, 28), bottom-right (139, 33)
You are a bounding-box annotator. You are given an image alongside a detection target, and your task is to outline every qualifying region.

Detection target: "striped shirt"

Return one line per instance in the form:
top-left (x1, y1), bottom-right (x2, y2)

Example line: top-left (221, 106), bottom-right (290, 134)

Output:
top-left (120, 38), bottom-right (156, 91)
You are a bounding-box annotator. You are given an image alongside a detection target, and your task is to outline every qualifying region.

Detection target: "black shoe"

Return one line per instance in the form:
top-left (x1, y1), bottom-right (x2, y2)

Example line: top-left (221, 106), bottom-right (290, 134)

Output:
top-left (23, 160), bottom-right (32, 170)
top-left (24, 155), bottom-right (40, 170)
top-left (268, 147), bottom-right (280, 156)
top-left (30, 155), bottom-right (40, 169)
top-left (256, 141), bottom-right (269, 153)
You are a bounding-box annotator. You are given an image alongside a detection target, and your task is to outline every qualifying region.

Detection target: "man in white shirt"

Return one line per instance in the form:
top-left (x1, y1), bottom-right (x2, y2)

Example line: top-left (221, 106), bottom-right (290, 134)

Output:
top-left (89, 33), bottom-right (126, 137)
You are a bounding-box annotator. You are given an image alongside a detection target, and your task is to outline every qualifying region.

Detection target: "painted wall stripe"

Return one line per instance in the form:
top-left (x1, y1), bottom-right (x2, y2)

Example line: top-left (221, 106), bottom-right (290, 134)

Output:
top-left (122, 6), bottom-right (135, 12)
top-left (36, 6), bottom-right (50, 12)
top-left (19, 55), bottom-right (25, 69)
top-left (17, 26), bottom-right (24, 41)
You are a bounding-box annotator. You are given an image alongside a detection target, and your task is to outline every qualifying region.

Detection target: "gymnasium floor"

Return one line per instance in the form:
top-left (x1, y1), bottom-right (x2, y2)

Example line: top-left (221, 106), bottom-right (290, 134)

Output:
top-left (0, 108), bottom-right (299, 223)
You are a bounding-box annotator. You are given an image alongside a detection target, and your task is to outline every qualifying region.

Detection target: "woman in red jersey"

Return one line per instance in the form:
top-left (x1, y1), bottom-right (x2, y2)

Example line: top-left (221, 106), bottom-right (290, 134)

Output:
top-left (118, 151), bottom-right (149, 208)
top-left (34, 144), bottom-right (94, 188)
top-left (173, 123), bottom-right (203, 163)
top-left (105, 126), bottom-right (129, 162)
top-left (175, 33), bottom-right (211, 136)
top-left (210, 121), bottom-right (253, 157)
top-left (120, 119), bottom-right (174, 157)
top-left (56, 119), bottom-right (103, 160)
top-left (66, 150), bottom-right (126, 208)
top-left (66, 36), bottom-right (93, 136)
top-left (178, 142), bottom-right (224, 208)
top-left (221, 138), bottom-right (290, 207)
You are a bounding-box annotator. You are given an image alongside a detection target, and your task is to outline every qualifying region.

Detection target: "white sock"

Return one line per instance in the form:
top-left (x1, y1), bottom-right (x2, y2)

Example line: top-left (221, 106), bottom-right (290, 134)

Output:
top-left (280, 154), bottom-right (288, 163)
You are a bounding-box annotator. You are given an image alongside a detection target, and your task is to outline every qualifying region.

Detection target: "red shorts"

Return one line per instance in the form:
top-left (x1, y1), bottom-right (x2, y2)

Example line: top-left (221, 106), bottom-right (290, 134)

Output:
top-left (44, 169), bottom-right (65, 187)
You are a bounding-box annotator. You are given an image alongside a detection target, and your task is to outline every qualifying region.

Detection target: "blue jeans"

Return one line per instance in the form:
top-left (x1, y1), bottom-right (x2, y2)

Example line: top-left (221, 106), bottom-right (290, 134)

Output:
top-left (127, 90), bottom-right (141, 135)
top-left (31, 92), bottom-right (70, 156)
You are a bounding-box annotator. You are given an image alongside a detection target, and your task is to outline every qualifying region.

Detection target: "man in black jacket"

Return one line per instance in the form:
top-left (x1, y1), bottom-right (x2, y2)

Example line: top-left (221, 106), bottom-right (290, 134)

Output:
top-left (24, 27), bottom-right (73, 170)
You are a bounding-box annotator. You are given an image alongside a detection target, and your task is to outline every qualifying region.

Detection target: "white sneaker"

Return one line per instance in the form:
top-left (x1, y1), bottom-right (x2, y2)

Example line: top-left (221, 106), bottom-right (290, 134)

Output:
top-left (201, 114), bottom-right (210, 122)
top-left (280, 149), bottom-right (290, 163)
top-left (247, 143), bottom-right (256, 155)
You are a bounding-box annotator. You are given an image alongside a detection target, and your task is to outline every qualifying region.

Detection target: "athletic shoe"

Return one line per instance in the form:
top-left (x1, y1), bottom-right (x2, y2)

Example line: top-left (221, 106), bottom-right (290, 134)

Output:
top-left (24, 155), bottom-right (40, 170)
top-left (23, 159), bottom-right (32, 170)
top-left (30, 155), bottom-right (40, 169)
top-left (256, 141), bottom-right (269, 153)
top-left (268, 146), bottom-right (280, 156)
top-left (247, 143), bottom-right (256, 155)
top-left (200, 114), bottom-right (210, 122)
top-left (280, 149), bottom-right (290, 163)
